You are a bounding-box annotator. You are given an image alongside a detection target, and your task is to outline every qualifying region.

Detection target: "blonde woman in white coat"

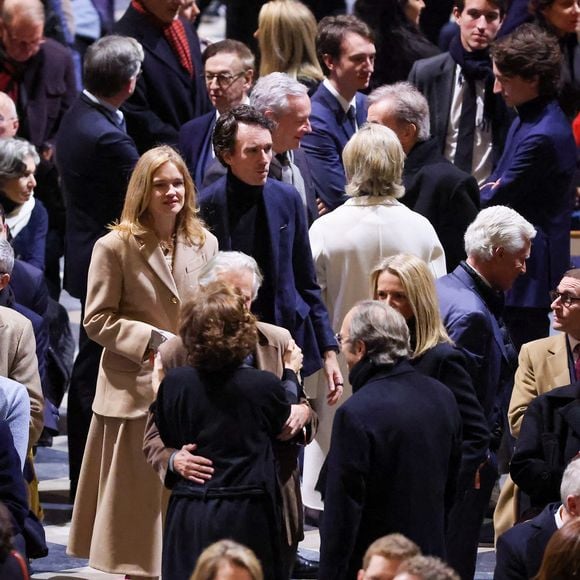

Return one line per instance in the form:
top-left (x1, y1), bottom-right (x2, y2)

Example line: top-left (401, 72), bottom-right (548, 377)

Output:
top-left (303, 123), bottom-right (446, 508)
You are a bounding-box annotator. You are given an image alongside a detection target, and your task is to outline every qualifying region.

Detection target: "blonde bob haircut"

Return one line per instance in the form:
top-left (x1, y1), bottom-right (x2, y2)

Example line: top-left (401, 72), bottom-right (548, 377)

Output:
top-left (370, 253), bottom-right (452, 357)
top-left (113, 145), bottom-right (205, 245)
top-left (190, 539), bottom-right (263, 580)
top-left (257, 0), bottom-right (323, 84)
top-left (343, 123), bottom-right (405, 199)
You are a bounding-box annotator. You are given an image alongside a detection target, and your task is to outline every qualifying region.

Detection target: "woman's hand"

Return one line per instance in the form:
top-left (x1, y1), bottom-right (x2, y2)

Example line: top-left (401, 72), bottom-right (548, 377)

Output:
top-left (173, 443), bottom-right (214, 484)
top-left (283, 339), bottom-right (303, 374)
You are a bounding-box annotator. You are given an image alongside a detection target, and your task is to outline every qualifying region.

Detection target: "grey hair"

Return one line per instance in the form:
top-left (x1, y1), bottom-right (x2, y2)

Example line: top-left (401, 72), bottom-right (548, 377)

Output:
top-left (464, 206), bottom-right (536, 261)
top-left (343, 123), bottom-right (405, 198)
top-left (198, 251), bottom-right (263, 300)
top-left (250, 72), bottom-right (308, 118)
top-left (0, 239), bottom-right (14, 275)
top-left (561, 457), bottom-right (580, 507)
top-left (84, 36), bottom-right (144, 98)
top-left (347, 300), bottom-right (410, 365)
top-left (0, 139), bottom-right (39, 185)
top-left (368, 82), bottom-right (430, 142)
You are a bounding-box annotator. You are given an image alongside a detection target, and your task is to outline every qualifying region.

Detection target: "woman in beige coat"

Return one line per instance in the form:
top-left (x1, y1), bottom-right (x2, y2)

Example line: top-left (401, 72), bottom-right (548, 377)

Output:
top-left (67, 146), bottom-right (218, 578)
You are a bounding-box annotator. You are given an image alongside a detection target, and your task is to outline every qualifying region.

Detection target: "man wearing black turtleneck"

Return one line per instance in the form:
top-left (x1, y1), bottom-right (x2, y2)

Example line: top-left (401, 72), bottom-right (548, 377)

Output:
top-left (199, 105), bottom-right (343, 402)
top-left (481, 24), bottom-right (577, 349)
top-left (409, 0), bottom-right (510, 185)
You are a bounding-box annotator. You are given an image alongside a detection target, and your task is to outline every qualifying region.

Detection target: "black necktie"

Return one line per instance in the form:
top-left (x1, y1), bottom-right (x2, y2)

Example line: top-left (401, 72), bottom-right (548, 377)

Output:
top-left (345, 105), bottom-right (357, 137)
top-left (455, 77), bottom-right (477, 173)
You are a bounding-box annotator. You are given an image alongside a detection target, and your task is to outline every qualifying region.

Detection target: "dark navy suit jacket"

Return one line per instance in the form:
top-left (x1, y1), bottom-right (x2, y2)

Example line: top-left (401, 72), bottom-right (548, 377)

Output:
top-left (437, 264), bottom-right (512, 429)
top-left (319, 360), bottom-right (462, 580)
top-left (199, 176), bottom-right (336, 375)
top-left (481, 99), bottom-right (577, 310)
top-left (408, 52), bottom-right (509, 168)
top-left (301, 83), bottom-right (367, 211)
top-left (56, 93), bottom-right (139, 300)
top-left (10, 200), bottom-right (48, 272)
top-left (494, 503), bottom-right (559, 580)
top-left (9, 260), bottom-right (49, 318)
top-left (114, 5), bottom-right (211, 153)
top-left (178, 111), bottom-right (216, 187)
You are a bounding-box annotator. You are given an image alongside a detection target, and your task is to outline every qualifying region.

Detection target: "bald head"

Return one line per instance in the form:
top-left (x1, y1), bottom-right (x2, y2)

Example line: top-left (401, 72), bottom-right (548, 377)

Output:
top-left (0, 93), bottom-right (18, 138)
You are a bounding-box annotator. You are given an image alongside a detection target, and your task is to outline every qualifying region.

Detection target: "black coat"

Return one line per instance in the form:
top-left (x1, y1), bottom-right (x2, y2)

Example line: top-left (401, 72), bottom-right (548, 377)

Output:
top-left (114, 5), bottom-right (211, 153)
top-left (319, 359), bottom-right (462, 580)
top-left (494, 503), bottom-right (559, 580)
top-left (510, 382), bottom-right (580, 510)
top-left (156, 365), bottom-right (291, 580)
top-left (402, 137), bottom-right (480, 271)
top-left (412, 342), bottom-right (489, 482)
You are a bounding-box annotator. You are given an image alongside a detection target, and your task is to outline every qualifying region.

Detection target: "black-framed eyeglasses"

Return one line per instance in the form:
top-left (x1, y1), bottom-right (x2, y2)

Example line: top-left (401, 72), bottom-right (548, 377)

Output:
top-left (204, 72), bottom-right (244, 87)
top-left (549, 290), bottom-right (580, 307)
top-left (334, 332), bottom-right (350, 346)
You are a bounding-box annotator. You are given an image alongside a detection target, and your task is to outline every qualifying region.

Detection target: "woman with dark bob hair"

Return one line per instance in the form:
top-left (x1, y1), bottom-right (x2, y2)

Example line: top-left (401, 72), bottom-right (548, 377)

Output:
top-left (156, 282), bottom-right (300, 580)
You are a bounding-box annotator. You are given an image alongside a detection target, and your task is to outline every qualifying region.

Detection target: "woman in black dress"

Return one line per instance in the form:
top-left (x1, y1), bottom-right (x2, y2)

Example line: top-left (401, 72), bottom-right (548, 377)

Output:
top-left (156, 281), bottom-right (298, 580)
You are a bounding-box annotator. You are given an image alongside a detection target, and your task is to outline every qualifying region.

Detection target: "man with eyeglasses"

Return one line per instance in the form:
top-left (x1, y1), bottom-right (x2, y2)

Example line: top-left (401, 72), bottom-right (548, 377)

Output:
top-left (0, 0), bottom-right (76, 148)
top-left (179, 39), bottom-right (254, 188)
top-left (494, 268), bottom-right (580, 539)
top-left (409, 0), bottom-right (511, 186)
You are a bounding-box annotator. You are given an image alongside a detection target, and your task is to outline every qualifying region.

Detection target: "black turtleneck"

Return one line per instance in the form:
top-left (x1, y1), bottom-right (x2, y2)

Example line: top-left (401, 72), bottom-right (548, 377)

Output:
top-left (225, 170), bottom-right (274, 322)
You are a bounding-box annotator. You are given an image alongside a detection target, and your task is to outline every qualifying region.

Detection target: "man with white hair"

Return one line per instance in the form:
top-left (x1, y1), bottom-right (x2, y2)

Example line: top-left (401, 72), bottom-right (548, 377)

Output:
top-left (436, 205), bottom-right (536, 579)
top-left (495, 457), bottom-right (580, 579)
top-left (319, 300), bottom-right (461, 579)
top-left (0, 93), bottom-right (18, 138)
top-left (251, 72), bottom-right (318, 224)
top-left (368, 81), bottom-right (480, 270)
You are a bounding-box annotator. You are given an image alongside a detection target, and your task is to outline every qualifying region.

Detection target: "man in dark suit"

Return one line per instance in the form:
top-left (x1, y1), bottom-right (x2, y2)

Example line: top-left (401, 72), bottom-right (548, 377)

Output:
top-left (179, 39), bottom-right (254, 188)
top-left (199, 105), bottom-right (343, 397)
top-left (494, 457), bottom-right (580, 580)
top-left (408, 0), bottom-right (509, 185)
top-left (481, 24), bottom-right (577, 349)
top-left (250, 72), bottom-right (319, 225)
top-left (437, 206), bottom-right (536, 580)
top-left (114, 0), bottom-right (211, 153)
top-left (55, 35), bottom-right (142, 498)
top-left (368, 81), bottom-right (479, 271)
top-left (319, 301), bottom-right (461, 580)
top-left (301, 15), bottom-right (375, 212)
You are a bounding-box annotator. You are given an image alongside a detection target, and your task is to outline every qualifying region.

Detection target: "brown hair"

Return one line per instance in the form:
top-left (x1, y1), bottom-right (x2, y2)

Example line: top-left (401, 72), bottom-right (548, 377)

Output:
top-left (535, 519), bottom-right (580, 580)
top-left (316, 14), bottom-right (373, 75)
top-left (113, 145), bottom-right (205, 246)
top-left (361, 533), bottom-right (420, 570)
top-left (179, 281), bottom-right (257, 371)
top-left (490, 23), bottom-right (562, 97)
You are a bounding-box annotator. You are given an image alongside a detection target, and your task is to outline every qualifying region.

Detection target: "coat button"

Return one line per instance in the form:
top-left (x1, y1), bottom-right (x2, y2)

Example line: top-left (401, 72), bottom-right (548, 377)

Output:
top-left (170, 296), bottom-right (178, 304)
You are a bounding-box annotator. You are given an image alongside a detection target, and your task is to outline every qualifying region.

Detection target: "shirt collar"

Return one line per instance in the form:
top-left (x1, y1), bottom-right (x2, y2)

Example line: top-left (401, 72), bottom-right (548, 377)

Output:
top-left (83, 89), bottom-right (124, 124)
top-left (323, 78), bottom-right (356, 114)
top-left (555, 504), bottom-right (566, 529)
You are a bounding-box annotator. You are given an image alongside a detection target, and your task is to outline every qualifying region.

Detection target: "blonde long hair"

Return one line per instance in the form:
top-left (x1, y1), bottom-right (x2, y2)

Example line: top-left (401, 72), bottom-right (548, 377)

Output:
top-left (113, 145), bottom-right (206, 245)
top-left (370, 253), bottom-right (451, 357)
top-left (257, 0), bottom-right (323, 84)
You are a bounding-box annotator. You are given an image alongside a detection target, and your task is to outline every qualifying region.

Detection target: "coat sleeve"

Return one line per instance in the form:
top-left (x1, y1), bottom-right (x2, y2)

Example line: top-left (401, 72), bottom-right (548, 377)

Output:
top-left (318, 406), bottom-right (369, 579)
top-left (301, 113), bottom-right (349, 211)
top-left (438, 348), bottom-right (490, 480)
top-left (508, 343), bottom-right (539, 438)
top-left (142, 404), bottom-right (175, 486)
top-left (84, 236), bottom-right (157, 363)
top-left (509, 397), bottom-right (563, 505)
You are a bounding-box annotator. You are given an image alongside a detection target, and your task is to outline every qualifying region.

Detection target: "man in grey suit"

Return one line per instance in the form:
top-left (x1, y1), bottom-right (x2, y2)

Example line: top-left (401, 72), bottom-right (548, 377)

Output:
top-left (250, 72), bottom-right (319, 225)
top-left (408, 0), bottom-right (509, 184)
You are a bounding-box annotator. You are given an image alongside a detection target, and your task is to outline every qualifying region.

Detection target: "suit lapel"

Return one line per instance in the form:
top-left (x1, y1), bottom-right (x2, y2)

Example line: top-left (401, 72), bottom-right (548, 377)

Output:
top-left (318, 84), bottom-right (352, 142)
top-left (136, 231), bottom-right (179, 297)
top-left (262, 181), bottom-right (282, 287)
top-left (547, 334), bottom-right (572, 387)
top-left (433, 55), bottom-right (455, 149)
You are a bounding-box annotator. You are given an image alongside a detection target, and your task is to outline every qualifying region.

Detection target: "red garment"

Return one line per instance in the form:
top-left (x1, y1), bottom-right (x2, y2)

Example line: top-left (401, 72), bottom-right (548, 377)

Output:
top-left (130, 0), bottom-right (194, 77)
top-left (573, 113), bottom-right (580, 147)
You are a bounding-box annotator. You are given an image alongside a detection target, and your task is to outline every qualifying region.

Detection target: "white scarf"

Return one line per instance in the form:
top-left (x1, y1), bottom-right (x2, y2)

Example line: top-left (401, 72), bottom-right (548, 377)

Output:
top-left (6, 196), bottom-right (36, 239)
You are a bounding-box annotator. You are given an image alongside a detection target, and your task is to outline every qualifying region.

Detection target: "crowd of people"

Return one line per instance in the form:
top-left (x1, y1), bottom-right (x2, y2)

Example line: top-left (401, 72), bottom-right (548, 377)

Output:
top-left (0, 0), bottom-right (578, 579)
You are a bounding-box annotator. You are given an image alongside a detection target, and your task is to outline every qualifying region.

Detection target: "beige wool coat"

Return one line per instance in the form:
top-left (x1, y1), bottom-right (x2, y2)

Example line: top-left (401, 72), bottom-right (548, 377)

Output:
top-left (68, 227), bottom-right (218, 576)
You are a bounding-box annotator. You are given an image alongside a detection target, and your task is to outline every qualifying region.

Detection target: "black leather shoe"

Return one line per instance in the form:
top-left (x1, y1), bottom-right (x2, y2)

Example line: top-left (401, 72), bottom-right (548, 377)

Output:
top-left (292, 554), bottom-right (319, 579)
